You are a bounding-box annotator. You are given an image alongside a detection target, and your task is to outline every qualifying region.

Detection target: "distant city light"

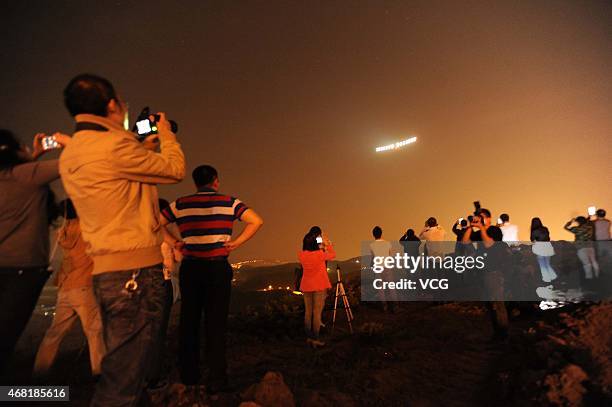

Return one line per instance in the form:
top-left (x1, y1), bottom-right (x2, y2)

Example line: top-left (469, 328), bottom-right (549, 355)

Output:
top-left (375, 136), bottom-right (417, 152)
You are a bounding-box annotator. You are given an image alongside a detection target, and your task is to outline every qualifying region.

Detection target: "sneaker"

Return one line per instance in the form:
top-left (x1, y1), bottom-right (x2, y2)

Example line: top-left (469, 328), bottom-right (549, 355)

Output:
top-left (147, 377), bottom-right (169, 391)
top-left (307, 338), bottom-right (326, 348)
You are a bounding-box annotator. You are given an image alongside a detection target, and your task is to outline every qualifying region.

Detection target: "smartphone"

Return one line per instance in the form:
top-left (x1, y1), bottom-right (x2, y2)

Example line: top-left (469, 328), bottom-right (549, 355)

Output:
top-left (457, 217), bottom-right (464, 225)
top-left (316, 236), bottom-right (323, 244)
top-left (587, 206), bottom-right (596, 216)
top-left (497, 217), bottom-right (503, 225)
top-left (42, 136), bottom-right (59, 150)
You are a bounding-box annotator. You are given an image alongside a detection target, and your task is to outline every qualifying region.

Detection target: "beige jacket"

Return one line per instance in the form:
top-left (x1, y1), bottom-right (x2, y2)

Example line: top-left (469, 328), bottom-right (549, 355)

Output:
top-left (59, 114), bottom-right (185, 274)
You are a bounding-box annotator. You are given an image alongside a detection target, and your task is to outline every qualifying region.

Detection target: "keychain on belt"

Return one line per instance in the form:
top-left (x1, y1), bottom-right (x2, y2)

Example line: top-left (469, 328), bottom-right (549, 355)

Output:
top-left (162, 266), bottom-right (172, 281)
top-left (124, 270), bottom-right (141, 292)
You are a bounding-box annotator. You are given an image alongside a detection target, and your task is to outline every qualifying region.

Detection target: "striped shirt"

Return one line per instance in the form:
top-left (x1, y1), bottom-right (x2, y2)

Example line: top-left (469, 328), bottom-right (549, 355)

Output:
top-left (161, 188), bottom-right (248, 259)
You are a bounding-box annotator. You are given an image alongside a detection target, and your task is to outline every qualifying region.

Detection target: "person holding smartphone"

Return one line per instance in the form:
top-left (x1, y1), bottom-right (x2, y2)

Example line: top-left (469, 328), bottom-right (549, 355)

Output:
top-left (0, 129), bottom-right (70, 372)
top-left (564, 216), bottom-right (600, 280)
top-left (298, 229), bottom-right (335, 348)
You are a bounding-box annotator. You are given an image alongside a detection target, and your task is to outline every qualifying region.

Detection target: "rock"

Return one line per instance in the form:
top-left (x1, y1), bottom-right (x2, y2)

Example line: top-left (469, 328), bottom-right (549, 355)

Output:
top-left (545, 364), bottom-right (588, 406)
top-left (301, 390), bottom-right (331, 407)
top-left (239, 402), bottom-right (262, 407)
top-left (242, 371), bottom-right (295, 407)
top-left (301, 390), bottom-right (355, 407)
top-left (547, 335), bottom-right (568, 347)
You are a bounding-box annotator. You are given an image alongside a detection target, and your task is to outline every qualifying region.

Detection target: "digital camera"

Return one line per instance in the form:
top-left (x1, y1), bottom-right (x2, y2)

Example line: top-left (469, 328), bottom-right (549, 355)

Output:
top-left (132, 107), bottom-right (178, 141)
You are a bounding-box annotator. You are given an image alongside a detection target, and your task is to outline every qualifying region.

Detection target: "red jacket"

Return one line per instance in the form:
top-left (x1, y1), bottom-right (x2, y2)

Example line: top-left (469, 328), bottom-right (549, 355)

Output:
top-left (298, 245), bottom-right (336, 292)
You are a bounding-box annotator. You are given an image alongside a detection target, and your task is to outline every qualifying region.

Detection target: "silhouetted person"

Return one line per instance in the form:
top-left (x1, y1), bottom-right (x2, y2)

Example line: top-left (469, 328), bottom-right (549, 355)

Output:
top-left (499, 213), bottom-right (519, 245)
top-left (462, 208), bottom-right (508, 340)
top-left (400, 228), bottom-right (421, 258)
top-left (370, 226), bottom-right (396, 311)
top-left (452, 219), bottom-right (468, 255)
top-left (593, 209), bottom-right (611, 264)
top-left (0, 130), bottom-right (69, 372)
top-left (419, 217), bottom-right (446, 257)
top-left (298, 229), bottom-right (335, 348)
top-left (564, 216), bottom-right (600, 279)
top-left (34, 199), bottom-right (105, 378)
top-left (530, 217), bottom-right (557, 283)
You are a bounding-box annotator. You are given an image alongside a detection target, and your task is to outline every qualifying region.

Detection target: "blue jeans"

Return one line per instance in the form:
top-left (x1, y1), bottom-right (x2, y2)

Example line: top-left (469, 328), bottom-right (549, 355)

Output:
top-left (537, 256), bottom-right (557, 283)
top-left (91, 265), bottom-right (165, 407)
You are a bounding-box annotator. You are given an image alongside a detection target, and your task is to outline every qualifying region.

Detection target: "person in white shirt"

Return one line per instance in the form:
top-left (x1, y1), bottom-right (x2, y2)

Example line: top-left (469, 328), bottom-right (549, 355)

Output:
top-left (369, 226), bottom-right (395, 311)
top-left (370, 226), bottom-right (392, 258)
top-left (418, 217), bottom-right (446, 257)
top-left (499, 213), bottom-right (519, 245)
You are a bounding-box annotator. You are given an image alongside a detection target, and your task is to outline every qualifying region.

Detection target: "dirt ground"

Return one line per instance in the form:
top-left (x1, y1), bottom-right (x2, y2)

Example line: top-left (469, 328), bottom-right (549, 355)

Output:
top-left (3, 287), bottom-right (611, 406)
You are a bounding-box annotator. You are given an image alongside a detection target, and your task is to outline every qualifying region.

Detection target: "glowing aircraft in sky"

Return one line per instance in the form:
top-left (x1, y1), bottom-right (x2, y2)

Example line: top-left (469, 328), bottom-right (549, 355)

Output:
top-left (375, 136), bottom-right (417, 152)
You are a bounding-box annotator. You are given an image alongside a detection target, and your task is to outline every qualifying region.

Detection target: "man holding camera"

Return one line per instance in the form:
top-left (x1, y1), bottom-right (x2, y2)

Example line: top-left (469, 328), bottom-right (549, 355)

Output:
top-left (462, 207), bottom-right (509, 340)
top-left (59, 74), bottom-right (185, 406)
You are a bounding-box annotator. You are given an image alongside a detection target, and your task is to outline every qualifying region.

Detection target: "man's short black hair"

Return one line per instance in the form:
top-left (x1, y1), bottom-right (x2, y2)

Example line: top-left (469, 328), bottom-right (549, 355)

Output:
top-left (192, 165), bottom-right (218, 188)
top-left (500, 213), bottom-right (509, 223)
top-left (372, 226), bottom-right (382, 239)
top-left (426, 217), bottom-right (437, 227)
top-left (63, 74), bottom-right (117, 117)
top-left (487, 226), bottom-right (504, 242)
top-left (596, 209), bottom-right (606, 218)
top-left (478, 208), bottom-right (492, 218)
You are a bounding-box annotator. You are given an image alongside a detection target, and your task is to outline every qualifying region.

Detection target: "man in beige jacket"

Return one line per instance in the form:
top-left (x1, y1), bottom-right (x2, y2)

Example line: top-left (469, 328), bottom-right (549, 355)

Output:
top-left (59, 74), bottom-right (185, 406)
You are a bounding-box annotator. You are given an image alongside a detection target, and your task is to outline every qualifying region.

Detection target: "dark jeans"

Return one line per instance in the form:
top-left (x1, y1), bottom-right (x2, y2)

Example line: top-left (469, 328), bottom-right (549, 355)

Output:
top-left (0, 267), bottom-right (49, 373)
top-left (91, 265), bottom-right (165, 407)
top-left (179, 258), bottom-right (232, 386)
top-left (147, 278), bottom-right (173, 386)
top-left (483, 271), bottom-right (509, 337)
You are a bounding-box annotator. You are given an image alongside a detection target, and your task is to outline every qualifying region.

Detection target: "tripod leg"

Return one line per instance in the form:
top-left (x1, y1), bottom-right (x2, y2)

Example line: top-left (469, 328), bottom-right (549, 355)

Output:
top-left (332, 282), bottom-right (340, 330)
top-left (339, 283), bottom-right (354, 321)
top-left (340, 285), bottom-right (354, 334)
top-left (338, 283), bottom-right (354, 333)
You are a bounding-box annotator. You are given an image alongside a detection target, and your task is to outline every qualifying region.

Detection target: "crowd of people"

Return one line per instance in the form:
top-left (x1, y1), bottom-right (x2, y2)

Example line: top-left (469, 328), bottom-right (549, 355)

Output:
top-left (364, 207), bottom-right (610, 339)
top-left (0, 72), bottom-right (609, 405)
top-left (0, 74), bottom-right (263, 405)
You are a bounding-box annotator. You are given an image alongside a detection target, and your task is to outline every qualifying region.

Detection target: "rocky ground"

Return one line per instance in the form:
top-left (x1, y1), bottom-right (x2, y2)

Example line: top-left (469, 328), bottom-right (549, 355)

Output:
top-left (4, 284), bottom-right (611, 406)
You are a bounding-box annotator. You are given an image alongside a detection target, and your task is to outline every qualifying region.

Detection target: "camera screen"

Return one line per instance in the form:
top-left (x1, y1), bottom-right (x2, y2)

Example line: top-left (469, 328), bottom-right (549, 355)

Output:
top-left (135, 119), bottom-right (152, 135)
top-left (42, 136), bottom-right (58, 150)
top-left (587, 206), bottom-right (596, 216)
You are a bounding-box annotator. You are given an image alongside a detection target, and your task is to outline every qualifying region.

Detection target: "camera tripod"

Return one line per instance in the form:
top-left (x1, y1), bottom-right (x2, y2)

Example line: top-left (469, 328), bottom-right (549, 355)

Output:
top-left (332, 265), bottom-right (354, 334)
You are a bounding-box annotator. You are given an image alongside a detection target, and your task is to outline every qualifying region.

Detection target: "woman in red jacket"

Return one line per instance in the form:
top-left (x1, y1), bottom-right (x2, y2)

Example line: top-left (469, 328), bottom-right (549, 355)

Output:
top-left (298, 228), bottom-right (335, 347)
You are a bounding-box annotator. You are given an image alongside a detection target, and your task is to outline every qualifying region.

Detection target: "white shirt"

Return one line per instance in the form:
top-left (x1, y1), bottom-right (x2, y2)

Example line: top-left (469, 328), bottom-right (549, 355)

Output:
top-left (500, 223), bottom-right (519, 242)
top-left (370, 239), bottom-right (392, 258)
top-left (419, 226), bottom-right (446, 241)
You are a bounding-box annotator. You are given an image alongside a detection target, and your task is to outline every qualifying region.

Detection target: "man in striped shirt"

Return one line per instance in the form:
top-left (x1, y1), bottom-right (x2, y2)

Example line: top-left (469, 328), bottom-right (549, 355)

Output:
top-left (161, 165), bottom-right (263, 394)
